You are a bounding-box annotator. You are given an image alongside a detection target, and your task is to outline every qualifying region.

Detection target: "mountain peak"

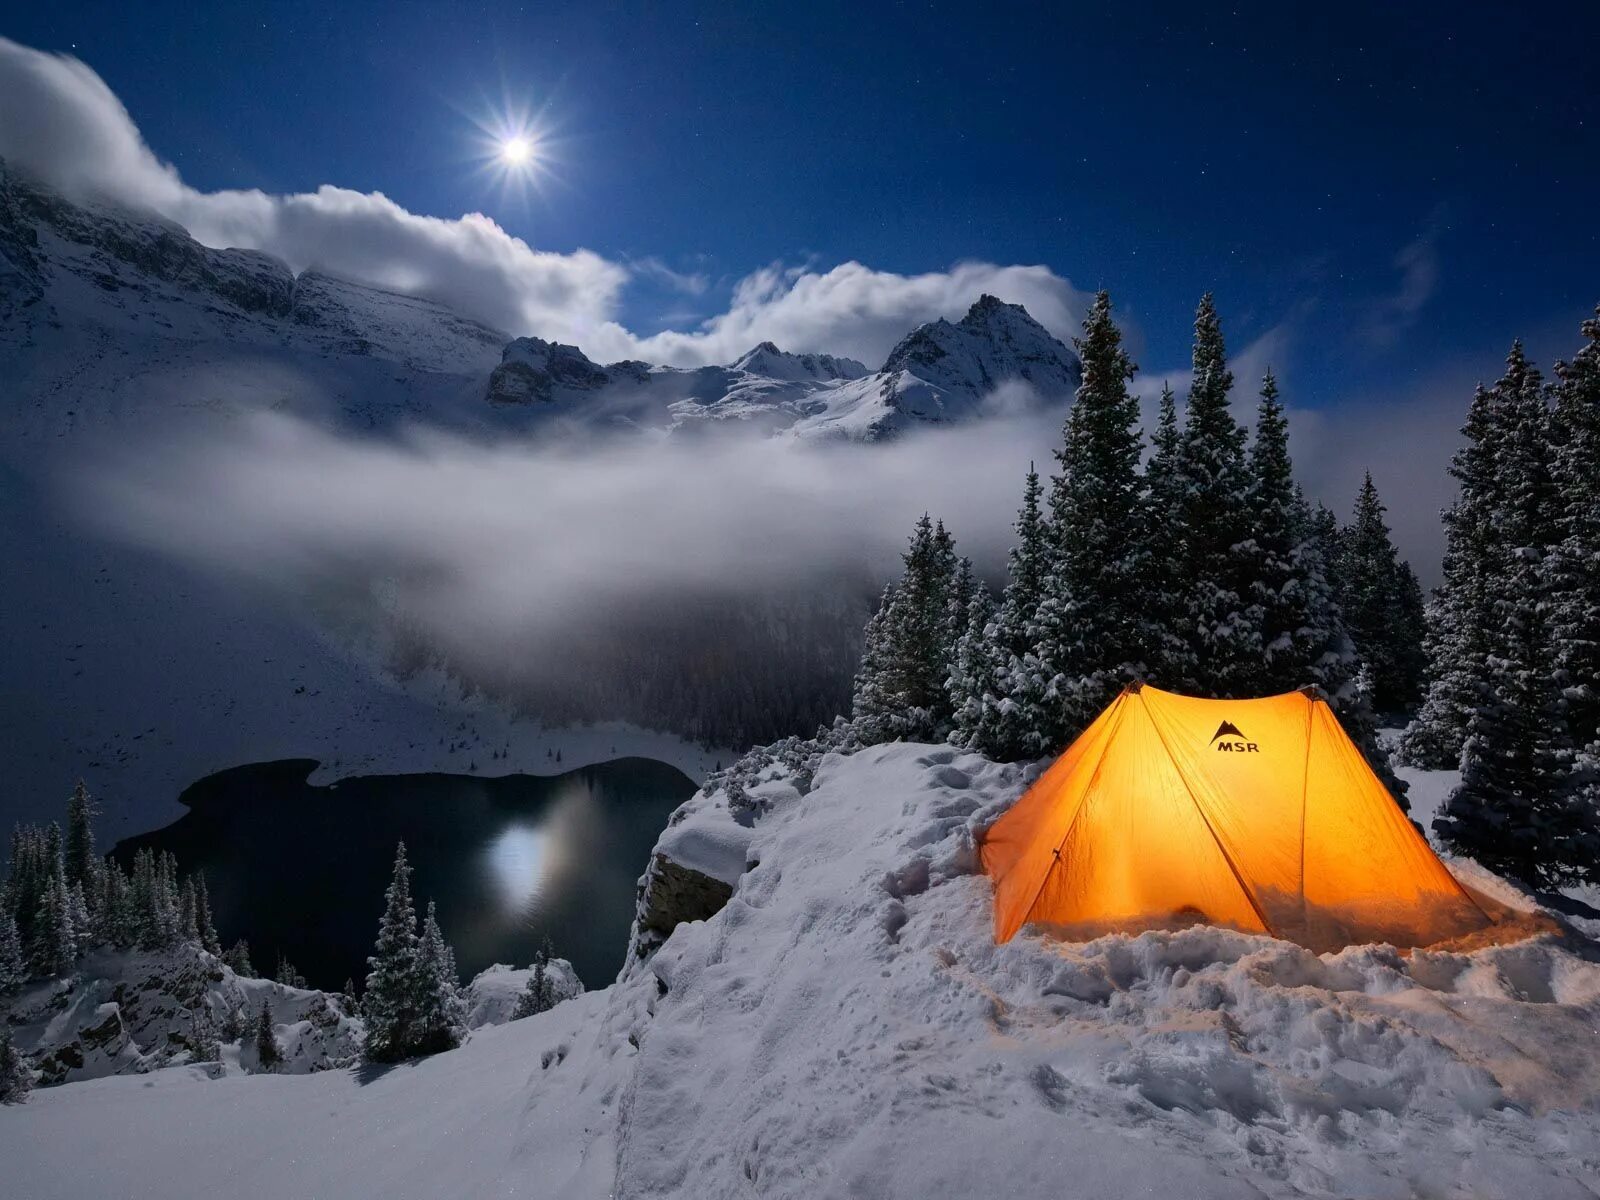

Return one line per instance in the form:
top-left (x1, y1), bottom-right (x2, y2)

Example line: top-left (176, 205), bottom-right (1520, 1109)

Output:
top-left (879, 297), bottom-right (1081, 400)
top-left (730, 341), bottom-right (869, 382)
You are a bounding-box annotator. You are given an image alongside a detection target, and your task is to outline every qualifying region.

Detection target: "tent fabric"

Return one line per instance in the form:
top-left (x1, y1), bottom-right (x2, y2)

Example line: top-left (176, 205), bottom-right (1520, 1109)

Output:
top-left (981, 684), bottom-right (1494, 952)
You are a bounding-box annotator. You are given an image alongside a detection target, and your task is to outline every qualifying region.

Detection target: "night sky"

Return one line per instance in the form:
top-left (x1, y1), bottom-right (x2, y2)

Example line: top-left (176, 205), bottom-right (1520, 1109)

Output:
top-left (4, 1), bottom-right (1597, 423)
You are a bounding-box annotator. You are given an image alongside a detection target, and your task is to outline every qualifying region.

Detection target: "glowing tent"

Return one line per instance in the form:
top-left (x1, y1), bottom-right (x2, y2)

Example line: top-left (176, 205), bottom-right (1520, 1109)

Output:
top-left (981, 683), bottom-right (1495, 951)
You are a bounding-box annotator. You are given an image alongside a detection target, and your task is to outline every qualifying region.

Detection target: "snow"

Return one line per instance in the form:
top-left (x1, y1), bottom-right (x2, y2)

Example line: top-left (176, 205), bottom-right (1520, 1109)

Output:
top-left (5, 741), bottom-right (1598, 1198)
top-left (462, 960), bottom-right (585, 1030)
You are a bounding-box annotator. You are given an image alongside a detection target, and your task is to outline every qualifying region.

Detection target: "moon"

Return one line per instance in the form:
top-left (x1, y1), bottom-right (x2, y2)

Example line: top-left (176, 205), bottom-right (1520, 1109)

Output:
top-left (500, 136), bottom-right (534, 167)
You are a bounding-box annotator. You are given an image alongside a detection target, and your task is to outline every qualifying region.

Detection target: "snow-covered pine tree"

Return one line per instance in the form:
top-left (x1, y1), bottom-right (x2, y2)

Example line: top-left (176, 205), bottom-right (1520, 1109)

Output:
top-left (0, 911), bottom-right (24, 993)
top-left (945, 573), bottom-right (1001, 753)
top-left (253, 1000), bottom-right (281, 1071)
top-left (948, 465), bottom-right (1055, 760)
top-left (179, 878), bottom-right (199, 944)
top-left (0, 1029), bottom-right (30, 1104)
top-left (1434, 343), bottom-right (1596, 883)
top-left (194, 873), bottom-right (222, 956)
top-left (91, 860), bottom-right (126, 948)
top-left (155, 852), bottom-right (181, 946)
top-left (129, 848), bottom-right (157, 949)
top-left (1335, 474), bottom-right (1429, 713)
top-left (850, 515), bottom-right (963, 744)
top-left (1404, 377), bottom-right (1503, 767)
top-left (1242, 369), bottom-right (1348, 697)
top-left (190, 1006), bottom-right (221, 1064)
top-left (63, 780), bottom-right (96, 893)
top-left (29, 871), bottom-right (75, 977)
top-left (66, 881), bottom-right (91, 954)
top-left (1137, 382), bottom-right (1202, 690)
top-left (413, 900), bottom-right (465, 1055)
top-left (513, 937), bottom-right (558, 1019)
top-left (1173, 295), bottom-right (1260, 697)
top-left (363, 841), bottom-right (422, 1062)
top-left (1031, 290), bottom-right (1153, 740)
top-left (1546, 305), bottom-right (1600, 754)
top-left (224, 938), bottom-right (255, 978)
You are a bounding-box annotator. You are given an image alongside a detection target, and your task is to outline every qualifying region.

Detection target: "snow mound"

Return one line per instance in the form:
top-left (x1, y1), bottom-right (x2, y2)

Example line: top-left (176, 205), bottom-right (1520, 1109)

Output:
top-left (610, 742), bottom-right (1600, 1197)
top-left (4, 742), bottom-right (1598, 1199)
top-left (462, 959), bottom-right (585, 1030)
top-left (5, 943), bottom-right (361, 1085)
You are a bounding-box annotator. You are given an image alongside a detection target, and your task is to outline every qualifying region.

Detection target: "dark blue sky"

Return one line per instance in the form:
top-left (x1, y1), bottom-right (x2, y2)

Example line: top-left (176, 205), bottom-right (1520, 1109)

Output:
top-left (7, 1), bottom-right (1597, 408)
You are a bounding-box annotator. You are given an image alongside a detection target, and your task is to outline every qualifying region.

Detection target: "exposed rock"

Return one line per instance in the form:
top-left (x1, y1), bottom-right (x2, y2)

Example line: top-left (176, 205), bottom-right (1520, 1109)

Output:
top-left (625, 852), bottom-right (736, 970)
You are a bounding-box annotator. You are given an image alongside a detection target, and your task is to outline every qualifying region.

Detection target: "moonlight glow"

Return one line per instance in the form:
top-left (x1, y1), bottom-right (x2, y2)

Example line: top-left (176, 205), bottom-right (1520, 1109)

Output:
top-left (500, 135), bottom-right (534, 167)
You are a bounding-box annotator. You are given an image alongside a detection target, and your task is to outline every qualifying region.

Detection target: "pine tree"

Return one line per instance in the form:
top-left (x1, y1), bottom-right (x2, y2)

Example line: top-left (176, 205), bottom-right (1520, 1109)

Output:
top-left (1335, 474), bottom-right (1428, 712)
top-left (275, 956), bottom-right (306, 989)
top-left (0, 910), bottom-right (24, 993)
top-left (1173, 294), bottom-right (1260, 696)
top-left (413, 900), bottom-right (464, 1055)
top-left (194, 873), bottom-right (221, 956)
top-left (0, 1030), bottom-right (30, 1104)
top-left (1546, 305), bottom-right (1600, 753)
top-left (363, 841), bottom-right (422, 1062)
top-left (949, 465), bottom-right (1054, 760)
top-left (253, 1000), bottom-right (281, 1070)
top-left (29, 872), bottom-right (75, 977)
top-left (1032, 290), bottom-right (1154, 739)
top-left (1405, 372), bottom-right (1508, 766)
top-left (1243, 369), bottom-right (1350, 697)
top-left (850, 516), bottom-right (963, 744)
top-left (92, 862), bottom-right (131, 949)
top-left (63, 781), bottom-right (96, 893)
top-left (1434, 342), bottom-right (1596, 883)
top-left (179, 878), bottom-right (199, 943)
top-left (1141, 382), bottom-right (1200, 691)
top-left (224, 938), bottom-right (255, 978)
top-left (189, 1006), bottom-right (221, 1064)
top-left (513, 937), bottom-right (558, 1019)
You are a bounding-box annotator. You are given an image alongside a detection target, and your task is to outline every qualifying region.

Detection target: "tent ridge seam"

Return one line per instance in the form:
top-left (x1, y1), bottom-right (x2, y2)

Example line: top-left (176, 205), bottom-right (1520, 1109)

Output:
top-left (1141, 695), bottom-right (1274, 936)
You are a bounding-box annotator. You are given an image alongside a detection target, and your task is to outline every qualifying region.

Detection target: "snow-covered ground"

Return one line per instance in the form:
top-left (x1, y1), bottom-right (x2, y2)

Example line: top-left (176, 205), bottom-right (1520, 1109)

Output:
top-left (5, 741), bottom-right (1597, 1199)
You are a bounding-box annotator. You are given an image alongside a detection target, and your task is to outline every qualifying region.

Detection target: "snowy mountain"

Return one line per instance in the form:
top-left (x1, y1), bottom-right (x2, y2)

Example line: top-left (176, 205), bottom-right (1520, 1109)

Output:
top-left (3, 742), bottom-right (1597, 1198)
top-left (483, 295), bottom-right (1080, 440)
top-left (0, 159), bottom-right (724, 832)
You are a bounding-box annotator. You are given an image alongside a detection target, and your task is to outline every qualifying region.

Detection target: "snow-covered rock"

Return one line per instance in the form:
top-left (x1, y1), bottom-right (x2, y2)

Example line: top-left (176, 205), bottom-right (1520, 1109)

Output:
top-left (3, 943), bottom-right (362, 1087)
top-left (7, 742), bottom-right (1598, 1199)
top-left (462, 960), bottom-right (585, 1030)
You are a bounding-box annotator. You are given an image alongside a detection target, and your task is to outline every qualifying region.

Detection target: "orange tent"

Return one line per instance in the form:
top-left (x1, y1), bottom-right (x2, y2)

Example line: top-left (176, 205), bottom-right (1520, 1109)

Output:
top-left (981, 683), bottom-right (1495, 952)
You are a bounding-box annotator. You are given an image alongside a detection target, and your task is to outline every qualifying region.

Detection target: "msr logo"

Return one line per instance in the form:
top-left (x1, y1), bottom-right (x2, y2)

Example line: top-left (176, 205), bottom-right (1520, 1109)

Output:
top-left (1210, 719), bottom-right (1260, 753)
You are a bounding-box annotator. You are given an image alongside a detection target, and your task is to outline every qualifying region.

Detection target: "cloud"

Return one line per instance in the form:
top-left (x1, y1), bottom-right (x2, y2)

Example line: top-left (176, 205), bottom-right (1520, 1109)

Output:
top-left (588, 260), bottom-right (1091, 369)
top-left (0, 37), bottom-right (624, 342)
top-left (628, 256), bottom-right (712, 296)
top-left (71, 412), bottom-right (1055, 709)
top-left (0, 36), bottom-right (1089, 371)
top-left (1360, 211), bottom-right (1448, 349)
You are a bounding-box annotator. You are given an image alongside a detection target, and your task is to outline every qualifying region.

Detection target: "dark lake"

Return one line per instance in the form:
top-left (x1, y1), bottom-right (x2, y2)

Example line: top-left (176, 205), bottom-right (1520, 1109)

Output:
top-left (113, 758), bottom-right (697, 992)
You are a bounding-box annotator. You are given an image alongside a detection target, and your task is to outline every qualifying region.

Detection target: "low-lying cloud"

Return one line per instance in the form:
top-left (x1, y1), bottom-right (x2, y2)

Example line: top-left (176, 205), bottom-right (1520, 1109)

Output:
top-left (76, 412), bottom-right (1057, 668)
top-left (0, 36), bottom-right (1087, 367)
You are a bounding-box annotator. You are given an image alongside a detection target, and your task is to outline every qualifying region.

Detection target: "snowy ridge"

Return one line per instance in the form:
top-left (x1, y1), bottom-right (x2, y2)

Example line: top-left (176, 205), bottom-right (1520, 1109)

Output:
top-left (6, 943), bottom-right (363, 1085)
top-left (5, 742), bottom-right (1598, 1198)
top-left (483, 295), bottom-right (1079, 440)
